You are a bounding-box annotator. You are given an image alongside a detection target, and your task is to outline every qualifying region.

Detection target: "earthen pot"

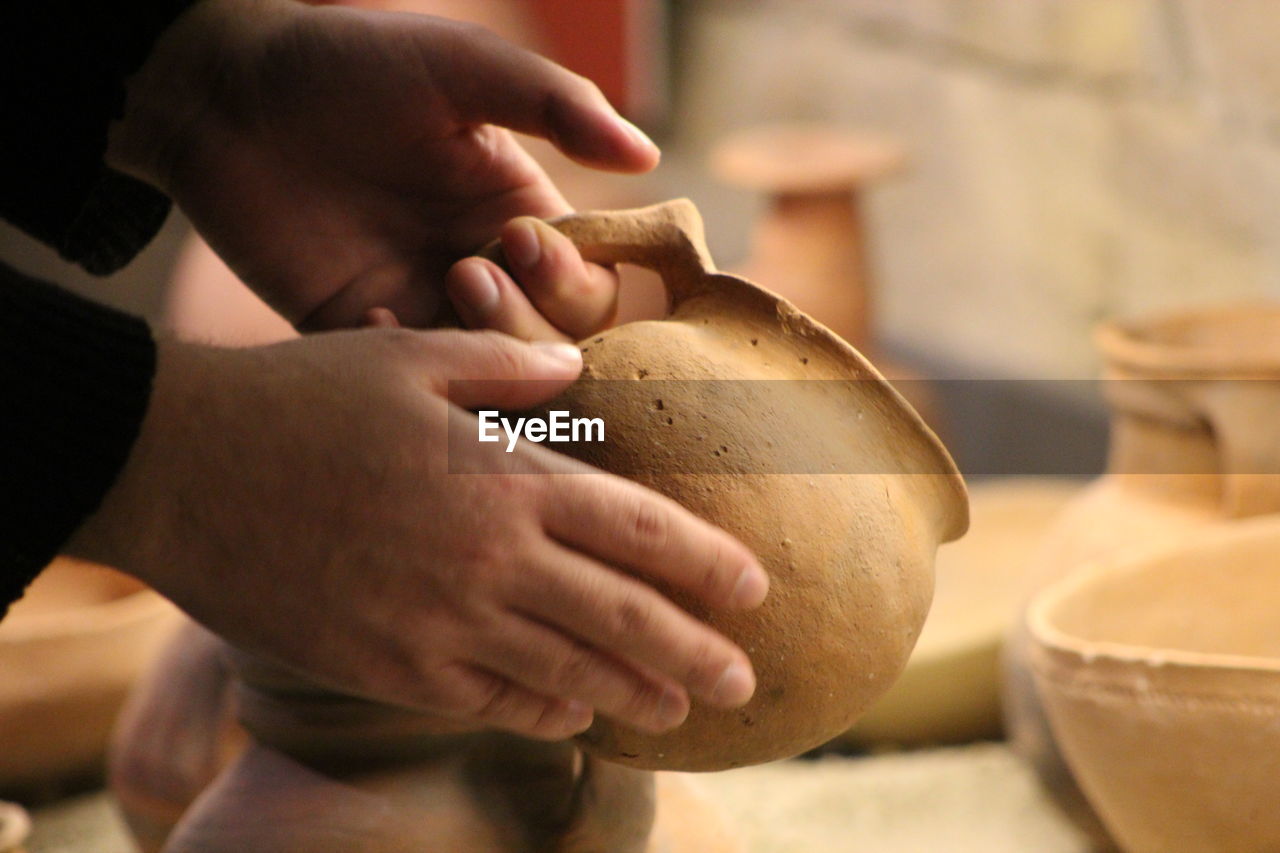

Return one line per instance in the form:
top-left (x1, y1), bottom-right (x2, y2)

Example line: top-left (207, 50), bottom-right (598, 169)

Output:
top-left (1029, 516), bottom-right (1280, 853)
top-left (0, 557), bottom-right (179, 795)
top-left (507, 199), bottom-right (967, 769)
top-left (113, 638), bottom-right (743, 853)
top-left (843, 478), bottom-right (1080, 747)
top-left (1003, 303), bottom-right (1280, 841)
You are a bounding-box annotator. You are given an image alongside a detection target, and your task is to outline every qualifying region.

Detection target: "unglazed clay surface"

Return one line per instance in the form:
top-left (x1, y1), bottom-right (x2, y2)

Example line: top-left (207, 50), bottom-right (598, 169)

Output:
top-left (1003, 304), bottom-right (1280, 842)
top-left (1029, 517), bottom-right (1280, 853)
top-left (517, 200), bottom-right (967, 770)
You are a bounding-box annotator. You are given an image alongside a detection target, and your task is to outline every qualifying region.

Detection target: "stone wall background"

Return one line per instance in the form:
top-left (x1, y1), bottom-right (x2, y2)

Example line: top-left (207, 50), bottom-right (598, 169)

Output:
top-left (668, 0), bottom-right (1280, 379)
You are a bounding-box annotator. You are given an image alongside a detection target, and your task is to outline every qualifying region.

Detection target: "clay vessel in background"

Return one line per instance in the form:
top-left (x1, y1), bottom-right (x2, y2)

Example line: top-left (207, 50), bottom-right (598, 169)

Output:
top-left (1029, 517), bottom-right (1280, 853)
top-left (710, 123), bottom-right (941, 431)
top-left (508, 199), bottom-right (967, 770)
top-left (112, 637), bottom-right (742, 853)
top-left (841, 478), bottom-right (1080, 748)
top-left (1003, 303), bottom-right (1280, 844)
top-left (0, 558), bottom-right (179, 798)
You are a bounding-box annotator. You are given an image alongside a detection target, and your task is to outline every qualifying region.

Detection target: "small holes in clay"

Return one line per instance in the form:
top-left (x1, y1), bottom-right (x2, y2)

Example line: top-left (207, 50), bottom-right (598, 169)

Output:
top-left (750, 338), bottom-right (759, 346)
top-left (654, 399), bottom-right (665, 410)
top-left (665, 417), bottom-right (674, 425)
top-left (636, 368), bottom-right (649, 379)
top-left (800, 357), bottom-right (809, 365)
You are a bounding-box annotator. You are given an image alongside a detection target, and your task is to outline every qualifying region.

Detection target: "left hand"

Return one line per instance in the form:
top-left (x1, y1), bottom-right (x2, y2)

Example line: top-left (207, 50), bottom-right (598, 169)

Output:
top-left (109, 0), bottom-right (657, 334)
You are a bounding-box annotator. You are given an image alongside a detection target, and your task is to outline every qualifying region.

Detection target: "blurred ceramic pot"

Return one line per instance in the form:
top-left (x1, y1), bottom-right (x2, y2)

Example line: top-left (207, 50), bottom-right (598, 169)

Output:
top-left (843, 478), bottom-right (1080, 747)
top-left (1003, 304), bottom-right (1280, 842)
top-left (0, 558), bottom-right (178, 795)
top-left (1029, 516), bottom-right (1280, 853)
top-left (114, 636), bottom-right (742, 853)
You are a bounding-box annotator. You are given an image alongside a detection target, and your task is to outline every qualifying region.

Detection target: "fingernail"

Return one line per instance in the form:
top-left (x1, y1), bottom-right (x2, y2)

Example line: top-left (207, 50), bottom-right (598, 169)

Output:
top-left (620, 117), bottom-right (658, 153)
top-left (711, 662), bottom-right (755, 708)
top-left (532, 340), bottom-right (583, 369)
top-left (566, 700), bottom-right (594, 732)
top-left (452, 263), bottom-right (500, 315)
top-left (655, 685), bottom-right (689, 731)
top-left (503, 219), bottom-right (542, 271)
top-left (729, 564), bottom-right (769, 609)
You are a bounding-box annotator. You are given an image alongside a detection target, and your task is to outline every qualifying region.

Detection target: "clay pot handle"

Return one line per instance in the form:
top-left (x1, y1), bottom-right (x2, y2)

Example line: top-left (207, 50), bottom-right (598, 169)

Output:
top-left (1195, 381), bottom-right (1280, 516)
top-left (477, 199), bottom-right (717, 308)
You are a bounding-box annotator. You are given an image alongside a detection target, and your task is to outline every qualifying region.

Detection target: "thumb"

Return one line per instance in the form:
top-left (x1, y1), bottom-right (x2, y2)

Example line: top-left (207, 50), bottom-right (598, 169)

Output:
top-left (417, 18), bottom-right (660, 173)
top-left (422, 330), bottom-right (583, 410)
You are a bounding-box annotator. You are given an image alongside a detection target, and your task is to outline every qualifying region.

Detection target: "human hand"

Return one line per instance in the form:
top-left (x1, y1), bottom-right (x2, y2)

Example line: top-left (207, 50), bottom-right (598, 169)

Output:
top-left (68, 329), bottom-right (767, 740)
top-left (109, 0), bottom-right (656, 333)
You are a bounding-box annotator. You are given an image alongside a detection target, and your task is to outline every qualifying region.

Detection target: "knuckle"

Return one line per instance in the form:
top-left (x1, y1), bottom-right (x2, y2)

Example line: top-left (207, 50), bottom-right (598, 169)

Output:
top-left (608, 591), bottom-right (656, 639)
top-left (621, 496), bottom-right (671, 556)
top-left (469, 674), bottom-right (522, 722)
top-left (547, 646), bottom-right (597, 693)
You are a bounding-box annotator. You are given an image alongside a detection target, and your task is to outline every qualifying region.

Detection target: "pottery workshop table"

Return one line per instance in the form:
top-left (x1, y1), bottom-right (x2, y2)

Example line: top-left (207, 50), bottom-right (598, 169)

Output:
top-left (28, 743), bottom-right (1091, 853)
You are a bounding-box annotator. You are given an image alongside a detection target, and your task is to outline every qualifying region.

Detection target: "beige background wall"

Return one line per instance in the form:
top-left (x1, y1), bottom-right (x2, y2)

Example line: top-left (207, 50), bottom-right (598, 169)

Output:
top-left (669, 0), bottom-right (1280, 379)
top-left (9, 0), bottom-right (1280, 386)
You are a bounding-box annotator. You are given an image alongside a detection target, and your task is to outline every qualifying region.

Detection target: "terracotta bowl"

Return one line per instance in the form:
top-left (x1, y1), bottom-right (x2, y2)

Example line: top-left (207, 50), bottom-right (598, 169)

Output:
top-left (845, 479), bottom-right (1080, 746)
top-left (1028, 517), bottom-right (1280, 853)
top-left (0, 558), bottom-right (180, 791)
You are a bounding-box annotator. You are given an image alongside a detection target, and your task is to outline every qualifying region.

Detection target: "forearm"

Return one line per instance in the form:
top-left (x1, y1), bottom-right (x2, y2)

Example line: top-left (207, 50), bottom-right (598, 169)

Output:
top-left (0, 263), bottom-right (155, 616)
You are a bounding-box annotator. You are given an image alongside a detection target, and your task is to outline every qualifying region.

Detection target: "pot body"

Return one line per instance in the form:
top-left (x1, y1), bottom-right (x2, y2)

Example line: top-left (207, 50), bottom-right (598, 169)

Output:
top-left (512, 201), bottom-right (965, 770)
top-left (1029, 518), bottom-right (1280, 853)
top-left (1003, 305), bottom-right (1280, 843)
top-left (845, 478), bottom-right (1080, 748)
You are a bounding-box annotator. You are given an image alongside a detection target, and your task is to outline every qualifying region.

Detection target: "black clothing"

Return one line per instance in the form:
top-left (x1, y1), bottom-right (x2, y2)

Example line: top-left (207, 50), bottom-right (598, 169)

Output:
top-left (1, 1), bottom-right (198, 614)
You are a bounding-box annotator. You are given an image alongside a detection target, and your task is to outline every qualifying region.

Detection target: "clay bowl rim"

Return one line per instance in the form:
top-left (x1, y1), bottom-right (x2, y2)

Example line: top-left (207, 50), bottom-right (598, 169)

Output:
top-left (1028, 519), bottom-right (1280, 677)
top-left (0, 583), bottom-right (173, 645)
top-left (1095, 301), bottom-right (1280, 377)
top-left (709, 122), bottom-right (908, 194)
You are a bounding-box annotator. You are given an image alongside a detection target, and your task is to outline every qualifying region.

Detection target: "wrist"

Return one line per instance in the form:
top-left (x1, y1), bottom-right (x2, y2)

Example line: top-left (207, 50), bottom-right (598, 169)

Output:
top-left (64, 338), bottom-right (214, 587)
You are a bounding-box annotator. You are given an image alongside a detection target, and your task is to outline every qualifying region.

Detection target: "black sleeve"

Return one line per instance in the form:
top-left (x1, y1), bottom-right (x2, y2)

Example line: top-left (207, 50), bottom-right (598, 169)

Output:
top-left (1, 263), bottom-right (156, 616)
top-left (0, 1), bottom-right (198, 274)
top-left (0, 2), bottom-right (199, 614)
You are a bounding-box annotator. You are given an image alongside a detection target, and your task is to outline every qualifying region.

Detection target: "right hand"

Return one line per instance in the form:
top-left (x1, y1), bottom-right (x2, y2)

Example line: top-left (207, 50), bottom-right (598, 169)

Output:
top-left (67, 329), bottom-right (767, 740)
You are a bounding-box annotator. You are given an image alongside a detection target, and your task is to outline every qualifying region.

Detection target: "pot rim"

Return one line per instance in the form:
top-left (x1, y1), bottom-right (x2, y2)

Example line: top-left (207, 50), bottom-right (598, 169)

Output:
top-left (0, 586), bottom-right (174, 644)
top-left (1028, 517), bottom-right (1280, 676)
top-left (1095, 301), bottom-right (1280, 377)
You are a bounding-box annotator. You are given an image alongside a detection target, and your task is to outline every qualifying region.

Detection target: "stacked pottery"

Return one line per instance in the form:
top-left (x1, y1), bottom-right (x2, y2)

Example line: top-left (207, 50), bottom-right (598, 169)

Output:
top-left (112, 200), bottom-right (967, 850)
top-left (0, 557), bottom-right (178, 797)
top-left (1029, 517), bottom-right (1280, 853)
top-left (710, 123), bottom-right (941, 430)
top-left (1002, 303), bottom-right (1280, 842)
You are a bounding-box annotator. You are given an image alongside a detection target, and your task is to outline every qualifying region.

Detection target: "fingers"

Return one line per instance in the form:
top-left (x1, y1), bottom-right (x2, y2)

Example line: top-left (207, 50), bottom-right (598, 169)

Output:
top-left (542, 474), bottom-right (769, 612)
top-left (446, 258), bottom-right (569, 343)
top-left (471, 613), bottom-right (689, 734)
top-left (427, 21), bottom-right (660, 172)
top-left (434, 664), bottom-right (595, 741)
top-left (446, 218), bottom-right (619, 342)
top-left (513, 543), bottom-right (756, 710)
top-left (418, 329), bottom-right (582, 409)
top-left (499, 218), bottom-right (619, 339)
